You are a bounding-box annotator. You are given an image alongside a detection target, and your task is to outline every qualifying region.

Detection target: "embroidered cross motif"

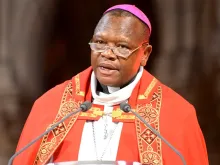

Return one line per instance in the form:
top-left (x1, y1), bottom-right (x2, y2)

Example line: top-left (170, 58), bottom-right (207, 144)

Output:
top-left (140, 128), bottom-right (157, 145)
top-left (52, 122), bottom-right (66, 136)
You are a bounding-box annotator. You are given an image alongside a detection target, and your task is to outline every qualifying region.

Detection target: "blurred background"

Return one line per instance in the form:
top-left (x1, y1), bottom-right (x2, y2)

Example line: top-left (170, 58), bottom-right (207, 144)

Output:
top-left (0, 0), bottom-right (220, 164)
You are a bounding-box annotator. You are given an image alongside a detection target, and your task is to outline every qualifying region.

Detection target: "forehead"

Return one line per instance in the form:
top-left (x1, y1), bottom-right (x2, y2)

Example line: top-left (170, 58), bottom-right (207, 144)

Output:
top-left (93, 14), bottom-right (145, 44)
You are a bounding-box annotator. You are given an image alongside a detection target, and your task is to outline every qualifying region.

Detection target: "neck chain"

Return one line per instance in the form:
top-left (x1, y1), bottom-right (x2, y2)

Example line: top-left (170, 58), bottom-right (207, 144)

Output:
top-left (103, 113), bottom-right (112, 139)
top-left (92, 121), bottom-right (118, 161)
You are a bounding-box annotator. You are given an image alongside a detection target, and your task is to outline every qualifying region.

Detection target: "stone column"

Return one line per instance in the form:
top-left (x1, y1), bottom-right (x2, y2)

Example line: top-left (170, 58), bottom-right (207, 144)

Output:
top-left (202, 0), bottom-right (220, 164)
top-left (152, 0), bottom-right (178, 84)
top-left (0, 0), bottom-right (19, 164)
top-left (0, 0), bottom-right (59, 163)
top-left (153, 0), bottom-right (220, 164)
top-left (9, 0), bottom-right (59, 99)
top-left (153, 0), bottom-right (196, 97)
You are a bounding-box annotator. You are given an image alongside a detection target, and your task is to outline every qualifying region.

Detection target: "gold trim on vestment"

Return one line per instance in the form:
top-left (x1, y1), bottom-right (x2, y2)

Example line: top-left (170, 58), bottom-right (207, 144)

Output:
top-left (75, 74), bottom-right (85, 96)
top-left (138, 78), bottom-right (157, 99)
top-left (78, 107), bottom-right (136, 121)
top-left (34, 81), bottom-right (82, 165)
top-left (136, 85), bottom-right (163, 165)
top-left (34, 73), bottom-right (163, 165)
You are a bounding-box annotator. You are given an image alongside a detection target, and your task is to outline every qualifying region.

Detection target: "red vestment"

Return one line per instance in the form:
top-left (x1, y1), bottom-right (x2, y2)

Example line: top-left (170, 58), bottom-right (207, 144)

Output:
top-left (14, 67), bottom-right (209, 165)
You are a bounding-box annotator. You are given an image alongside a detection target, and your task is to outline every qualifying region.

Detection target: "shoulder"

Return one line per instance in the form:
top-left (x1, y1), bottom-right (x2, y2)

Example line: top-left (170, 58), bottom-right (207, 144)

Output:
top-left (143, 70), bottom-right (194, 112)
top-left (160, 82), bottom-right (195, 115)
top-left (141, 70), bottom-right (197, 121)
top-left (156, 80), bottom-right (198, 132)
top-left (33, 80), bottom-right (69, 109)
top-left (152, 78), bottom-right (200, 136)
top-left (33, 67), bottom-right (93, 108)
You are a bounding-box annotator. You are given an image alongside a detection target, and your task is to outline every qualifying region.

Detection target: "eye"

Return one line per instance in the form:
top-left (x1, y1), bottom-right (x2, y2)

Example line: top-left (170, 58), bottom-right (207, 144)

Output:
top-left (117, 44), bottom-right (130, 49)
top-left (94, 40), bottom-right (105, 44)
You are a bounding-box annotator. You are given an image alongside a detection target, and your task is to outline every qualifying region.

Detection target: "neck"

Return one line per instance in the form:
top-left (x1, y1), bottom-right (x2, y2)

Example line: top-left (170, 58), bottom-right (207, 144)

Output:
top-left (97, 73), bottom-right (138, 94)
top-left (90, 66), bottom-right (144, 106)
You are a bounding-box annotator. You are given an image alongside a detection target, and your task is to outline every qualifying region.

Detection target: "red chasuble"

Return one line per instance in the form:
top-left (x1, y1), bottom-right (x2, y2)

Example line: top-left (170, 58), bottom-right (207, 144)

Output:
top-left (13, 67), bottom-right (209, 165)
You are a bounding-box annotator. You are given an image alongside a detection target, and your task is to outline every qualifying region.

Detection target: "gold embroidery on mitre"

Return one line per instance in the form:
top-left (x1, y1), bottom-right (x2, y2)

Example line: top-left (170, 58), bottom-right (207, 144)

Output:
top-left (75, 74), bottom-right (85, 96)
top-left (136, 86), bottom-right (163, 165)
top-left (138, 78), bottom-right (157, 99)
top-left (34, 81), bottom-right (82, 165)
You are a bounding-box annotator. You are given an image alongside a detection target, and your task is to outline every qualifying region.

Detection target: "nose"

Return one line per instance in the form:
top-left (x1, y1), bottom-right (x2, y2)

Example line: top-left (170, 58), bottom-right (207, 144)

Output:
top-left (101, 48), bottom-right (117, 61)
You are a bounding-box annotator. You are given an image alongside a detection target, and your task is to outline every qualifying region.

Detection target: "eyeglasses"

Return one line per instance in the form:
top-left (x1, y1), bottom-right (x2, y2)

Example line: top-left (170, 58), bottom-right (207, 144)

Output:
top-left (88, 42), bottom-right (148, 59)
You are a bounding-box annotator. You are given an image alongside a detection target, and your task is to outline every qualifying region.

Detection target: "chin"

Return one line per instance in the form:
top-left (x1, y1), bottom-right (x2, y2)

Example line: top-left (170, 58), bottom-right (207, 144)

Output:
top-left (98, 77), bottom-right (119, 87)
top-left (95, 70), bottom-right (120, 87)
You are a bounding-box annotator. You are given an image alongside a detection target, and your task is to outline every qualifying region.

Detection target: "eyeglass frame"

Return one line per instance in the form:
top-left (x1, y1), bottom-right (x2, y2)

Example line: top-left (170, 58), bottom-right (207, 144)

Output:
top-left (88, 41), bottom-right (149, 59)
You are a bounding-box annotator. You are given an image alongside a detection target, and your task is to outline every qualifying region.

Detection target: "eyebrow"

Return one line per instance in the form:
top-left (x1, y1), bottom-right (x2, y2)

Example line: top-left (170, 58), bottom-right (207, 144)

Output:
top-left (92, 33), bottom-right (132, 44)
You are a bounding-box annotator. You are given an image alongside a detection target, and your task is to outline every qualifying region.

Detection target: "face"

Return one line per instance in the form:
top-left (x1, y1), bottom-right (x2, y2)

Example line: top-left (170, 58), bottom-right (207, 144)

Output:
top-left (90, 14), bottom-right (152, 87)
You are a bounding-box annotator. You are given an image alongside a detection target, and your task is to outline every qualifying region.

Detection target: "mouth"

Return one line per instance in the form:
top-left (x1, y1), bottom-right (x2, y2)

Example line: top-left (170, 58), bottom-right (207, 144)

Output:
top-left (97, 63), bottom-right (118, 75)
top-left (99, 63), bottom-right (118, 70)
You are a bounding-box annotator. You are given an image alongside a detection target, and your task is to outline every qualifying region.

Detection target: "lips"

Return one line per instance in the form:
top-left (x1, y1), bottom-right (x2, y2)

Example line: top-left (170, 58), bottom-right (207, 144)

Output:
top-left (98, 62), bottom-right (117, 70)
top-left (97, 62), bottom-right (118, 76)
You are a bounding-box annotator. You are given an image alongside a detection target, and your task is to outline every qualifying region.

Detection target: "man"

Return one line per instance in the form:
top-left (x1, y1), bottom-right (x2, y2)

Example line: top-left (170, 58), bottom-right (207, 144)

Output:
top-left (13, 4), bottom-right (209, 165)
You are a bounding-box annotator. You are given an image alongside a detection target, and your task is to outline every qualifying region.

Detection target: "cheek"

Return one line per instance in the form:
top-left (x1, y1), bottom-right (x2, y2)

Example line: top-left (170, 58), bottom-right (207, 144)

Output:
top-left (119, 60), bottom-right (135, 77)
top-left (119, 54), bottom-right (141, 78)
top-left (91, 53), bottom-right (98, 67)
top-left (123, 54), bottom-right (141, 70)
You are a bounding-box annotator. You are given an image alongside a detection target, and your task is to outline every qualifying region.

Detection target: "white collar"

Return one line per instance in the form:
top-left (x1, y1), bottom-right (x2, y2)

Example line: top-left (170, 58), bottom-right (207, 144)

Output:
top-left (90, 67), bottom-right (144, 106)
top-left (107, 86), bottom-right (120, 94)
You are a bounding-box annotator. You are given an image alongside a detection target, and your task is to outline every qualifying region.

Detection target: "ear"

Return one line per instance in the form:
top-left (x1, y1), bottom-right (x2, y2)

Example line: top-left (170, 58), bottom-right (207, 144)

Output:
top-left (140, 44), bottom-right (152, 66)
